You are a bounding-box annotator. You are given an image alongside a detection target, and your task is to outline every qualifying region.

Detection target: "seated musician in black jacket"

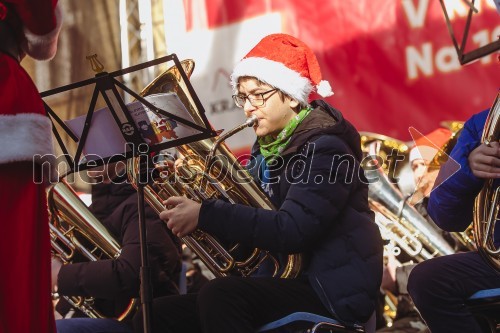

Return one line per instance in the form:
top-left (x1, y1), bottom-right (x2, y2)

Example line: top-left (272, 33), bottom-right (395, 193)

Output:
top-left (51, 161), bottom-right (182, 333)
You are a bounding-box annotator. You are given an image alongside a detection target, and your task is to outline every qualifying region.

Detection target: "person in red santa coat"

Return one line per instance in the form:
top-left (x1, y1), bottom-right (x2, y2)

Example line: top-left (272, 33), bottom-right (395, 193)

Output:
top-left (0, 1), bottom-right (62, 332)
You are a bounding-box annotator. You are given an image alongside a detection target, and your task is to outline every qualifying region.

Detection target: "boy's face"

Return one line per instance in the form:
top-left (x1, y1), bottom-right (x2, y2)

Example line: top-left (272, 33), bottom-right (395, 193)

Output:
top-left (237, 77), bottom-right (299, 138)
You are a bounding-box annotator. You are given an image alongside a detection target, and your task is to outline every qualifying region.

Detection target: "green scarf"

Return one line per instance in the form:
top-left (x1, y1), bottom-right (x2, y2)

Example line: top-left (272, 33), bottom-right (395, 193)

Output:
top-left (258, 107), bottom-right (312, 164)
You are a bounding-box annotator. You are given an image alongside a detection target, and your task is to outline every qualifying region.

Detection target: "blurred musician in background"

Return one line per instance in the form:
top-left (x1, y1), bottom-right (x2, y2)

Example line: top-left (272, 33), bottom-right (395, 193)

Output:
top-left (52, 162), bottom-right (183, 333)
top-left (407, 128), bottom-right (452, 217)
top-left (377, 128), bottom-right (453, 333)
top-left (408, 106), bottom-right (500, 333)
top-left (134, 33), bottom-right (384, 333)
top-left (0, 1), bottom-right (61, 332)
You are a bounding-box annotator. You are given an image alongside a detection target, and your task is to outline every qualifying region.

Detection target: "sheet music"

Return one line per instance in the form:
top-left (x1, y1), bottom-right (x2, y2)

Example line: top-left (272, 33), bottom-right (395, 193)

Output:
top-left (65, 93), bottom-right (201, 161)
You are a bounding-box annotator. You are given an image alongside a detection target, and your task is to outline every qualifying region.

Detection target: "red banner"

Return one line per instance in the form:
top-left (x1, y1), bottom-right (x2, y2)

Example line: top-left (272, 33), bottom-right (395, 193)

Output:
top-left (183, 0), bottom-right (499, 141)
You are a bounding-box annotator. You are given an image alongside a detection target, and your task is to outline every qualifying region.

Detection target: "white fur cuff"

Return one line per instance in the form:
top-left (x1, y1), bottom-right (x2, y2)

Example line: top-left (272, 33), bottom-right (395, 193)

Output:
top-left (0, 114), bottom-right (55, 164)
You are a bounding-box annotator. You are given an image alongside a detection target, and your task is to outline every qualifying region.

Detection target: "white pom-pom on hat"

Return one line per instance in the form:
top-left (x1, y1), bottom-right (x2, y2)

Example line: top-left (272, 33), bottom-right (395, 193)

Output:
top-left (316, 80), bottom-right (333, 98)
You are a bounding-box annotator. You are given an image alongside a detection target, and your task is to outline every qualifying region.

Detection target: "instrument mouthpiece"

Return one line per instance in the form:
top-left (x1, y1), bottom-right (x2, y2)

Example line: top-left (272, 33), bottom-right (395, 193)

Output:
top-left (246, 115), bottom-right (258, 127)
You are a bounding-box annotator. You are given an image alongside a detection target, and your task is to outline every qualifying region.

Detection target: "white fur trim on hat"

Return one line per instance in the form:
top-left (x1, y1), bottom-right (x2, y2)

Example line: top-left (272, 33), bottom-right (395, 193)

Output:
top-left (0, 114), bottom-right (55, 164)
top-left (409, 146), bottom-right (438, 163)
top-left (231, 57), bottom-right (313, 105)
top-left (22, 2), bottom-right (63, 60)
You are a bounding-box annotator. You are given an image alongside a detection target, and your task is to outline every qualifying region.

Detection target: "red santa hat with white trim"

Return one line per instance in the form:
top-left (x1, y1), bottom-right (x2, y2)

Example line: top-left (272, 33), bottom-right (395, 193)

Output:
top-left (230, 33), bottom-right (333, 105)
top-left (409, 128), bottom-right (452, 163)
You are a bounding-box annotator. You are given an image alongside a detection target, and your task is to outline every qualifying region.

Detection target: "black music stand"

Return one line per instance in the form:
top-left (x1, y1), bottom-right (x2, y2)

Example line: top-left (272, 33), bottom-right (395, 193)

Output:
top-left (42, 54), bottom-right (216, 333)
top-left (439, 0), bottom-right (500, 65)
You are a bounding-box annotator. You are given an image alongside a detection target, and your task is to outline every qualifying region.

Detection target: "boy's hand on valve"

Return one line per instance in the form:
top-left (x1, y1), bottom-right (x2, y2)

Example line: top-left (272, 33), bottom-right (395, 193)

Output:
top-left (160, 196), bottom-right (201, 237)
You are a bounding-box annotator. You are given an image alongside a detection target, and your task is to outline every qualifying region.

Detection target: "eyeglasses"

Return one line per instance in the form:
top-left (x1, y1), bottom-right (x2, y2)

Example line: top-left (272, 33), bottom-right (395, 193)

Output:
top-left (232, 89), bottom-right (278, 108)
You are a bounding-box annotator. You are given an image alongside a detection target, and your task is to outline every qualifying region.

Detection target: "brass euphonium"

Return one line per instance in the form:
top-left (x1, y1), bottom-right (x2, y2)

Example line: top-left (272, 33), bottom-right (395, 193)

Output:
top-left (367, 165), bottom-right (455, 261)
top-left (473, 91), bottom-right (500, 271)
top-left (48, 180), bottom-right (137, 320)
top-left (370, 199), bottom-right (426, 260)
top-left (127, 59), bottom-right (302, 278)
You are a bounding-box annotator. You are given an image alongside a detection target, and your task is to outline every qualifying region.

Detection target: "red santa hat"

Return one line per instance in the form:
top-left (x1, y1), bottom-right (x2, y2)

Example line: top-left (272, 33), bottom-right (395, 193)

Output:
top-left (409, 128), bottom-right (452, 163)
top-left (230, 33), bottom-right (333, 105)
top-left (19, 1), bottom-right (63, 60)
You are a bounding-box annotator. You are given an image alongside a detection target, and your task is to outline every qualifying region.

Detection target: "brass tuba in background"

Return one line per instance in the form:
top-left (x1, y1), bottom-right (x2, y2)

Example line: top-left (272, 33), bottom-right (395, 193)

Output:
top-left (48, 180), bottom-right (137, 320)
top-left (473, 91), bottom-right (500, 271)
top-left (127, 59), bottom-right (302, 278)
top-left (367, 165), bottom-right (455, 261)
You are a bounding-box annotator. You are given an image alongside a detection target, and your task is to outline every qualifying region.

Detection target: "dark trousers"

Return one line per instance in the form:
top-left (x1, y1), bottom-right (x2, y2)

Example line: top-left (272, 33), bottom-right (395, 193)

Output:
top-left (407, 251), bottom-right (500, 333)
top-left (133, 276), bottom-right (332, 333)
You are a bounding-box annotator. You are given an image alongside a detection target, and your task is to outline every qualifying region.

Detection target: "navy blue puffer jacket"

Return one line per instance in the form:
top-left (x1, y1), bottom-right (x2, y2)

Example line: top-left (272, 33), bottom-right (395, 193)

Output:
top-left (198, 100), bottom-right (383, 323)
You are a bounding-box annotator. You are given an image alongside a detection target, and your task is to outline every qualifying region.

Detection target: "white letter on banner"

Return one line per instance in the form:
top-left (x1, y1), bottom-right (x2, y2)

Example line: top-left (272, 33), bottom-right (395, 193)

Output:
top-left (435, 46), bottom-right (460, 73)
top-left (402, 0), bottom-right (429, 28)
top-left (406, 43), bottom-right (433, 79)
top-left (443, 0), bottom-right (469, 20)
